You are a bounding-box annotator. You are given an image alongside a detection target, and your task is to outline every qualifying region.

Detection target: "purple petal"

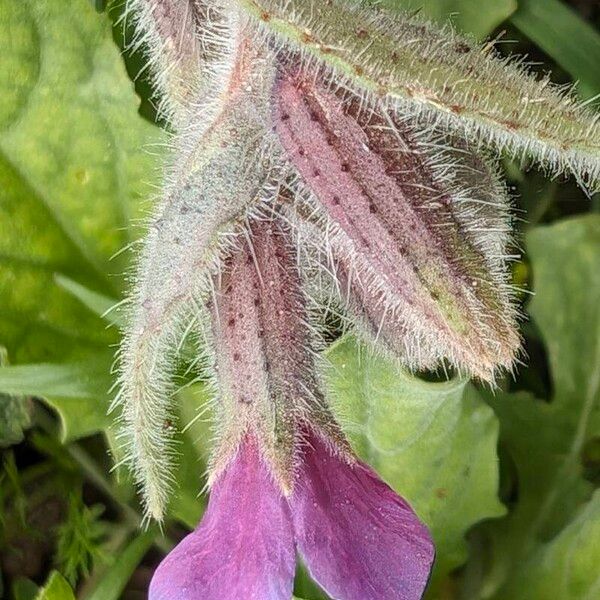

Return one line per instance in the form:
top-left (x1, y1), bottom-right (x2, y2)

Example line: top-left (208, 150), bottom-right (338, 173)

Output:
top-left (290, 430), bottom-right (435, 600)
top-left (149, 437), bottom-right (295, 600)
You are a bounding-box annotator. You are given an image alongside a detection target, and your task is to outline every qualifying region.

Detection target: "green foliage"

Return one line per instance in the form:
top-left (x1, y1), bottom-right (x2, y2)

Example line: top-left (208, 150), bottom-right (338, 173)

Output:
top-left (382, 0), bottom-right (517, 38)
top-left (480, 215), bottom-right (600, 600)
top-left (0, 348), bottom-right (32, 447)
top-left (84, 531), bottom-right (155, 600)
top-left (54, 275), bottom-right (125, 329)
top-left (511, 0), bottom-right (600, 99)
top-left (0, 392), bottom-right (31, 448)
top-left (54, 490), bottom-right (108, 586)
top-left (12, 578), bottom-right (40, 600)
top-left (172, 386), bottom-right (212, 527)
top-left (506, 490), bottom-right (600, 599)
top-left (0, 0), bottom-right (598, 599)
top-left (0, 356), bottom-right (114, 442)
top-left (0, 451), bottom-right (28, 532)
top-left (0, 0), bottom-right (164, 365)
top-left (35, 572), bottom-right (76, 600)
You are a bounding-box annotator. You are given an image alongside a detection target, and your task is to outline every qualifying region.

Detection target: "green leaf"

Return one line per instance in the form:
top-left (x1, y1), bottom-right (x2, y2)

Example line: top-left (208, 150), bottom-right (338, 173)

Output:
top-left (0, 391), bottom-right (32, 447)
top-left (380, 0), bottom-right (517, 38)
top-left (0, 346), bottom-right (32, 447)
top-left (294, 563), bottom-right (329, 600)
top-left (511, 0), bottom-right (600, 99)
top-left (482, 215), bottom-right (600, 599)
top-left (0, 0), bottom-right (164, 363)
top-left (326, 338), bottom-right (505, 591)
top-left (12, 578), bottom-right (40, 600)
top-left (55, 490), bottom-right (109, 586)
top-left (84, 530), bottom-right (155, 600)
top-left (55, 274), bottom-right (124, 329)
top-left (506, 490), bottom-right (600, 599)
top-left (0, 352), bottom-right (114, 442)
top-left (529, 216), bottom-right (600, 415)
top-left (35, 572), bottom-right (76, 600)
top-left (168, 384), bottom-right (213, 527)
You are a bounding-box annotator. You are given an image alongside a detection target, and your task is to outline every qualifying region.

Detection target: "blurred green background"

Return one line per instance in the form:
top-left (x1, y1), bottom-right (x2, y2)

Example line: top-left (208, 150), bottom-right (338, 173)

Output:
top-left (0, 0), bottom-right (599, 599)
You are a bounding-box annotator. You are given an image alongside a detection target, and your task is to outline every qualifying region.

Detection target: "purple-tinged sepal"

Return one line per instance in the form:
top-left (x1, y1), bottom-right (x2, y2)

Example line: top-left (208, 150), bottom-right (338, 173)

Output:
top-left (116, 38), bottom-right (282, 520)
top-left (127, 0), bottom-right (237, 126)
top-left (209, 216), bottom-right (344, 492)
top-left (274, 73), bottom-right (520, 381)
top-left (238, 0), bottom-right (600, 190)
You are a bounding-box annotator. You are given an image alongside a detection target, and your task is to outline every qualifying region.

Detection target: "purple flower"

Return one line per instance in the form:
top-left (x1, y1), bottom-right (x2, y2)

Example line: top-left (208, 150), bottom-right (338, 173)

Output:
top-left (149, 436), bottom-right (295, 600)
top-left (149, 429), bottom-right (434, 600)
top-left (118, 3), bottom-right (599, 597)
top-left (149, 219), bottom-right (434, 599)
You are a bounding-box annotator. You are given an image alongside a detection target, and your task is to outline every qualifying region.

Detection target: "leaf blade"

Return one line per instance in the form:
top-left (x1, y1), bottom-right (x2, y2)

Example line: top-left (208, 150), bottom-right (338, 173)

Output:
top-left (482, 215), bottom-right (600, 599)
top-left (382, 0), bottom-right (517, 38)
top-left (0, 354), bottom-right (114, 442)
top-left (35, 572), bottom-right (76, 600)
top-left (0, 0), bottom-right (164, 363)
top-left (84, 531), bottom-right (155, 600)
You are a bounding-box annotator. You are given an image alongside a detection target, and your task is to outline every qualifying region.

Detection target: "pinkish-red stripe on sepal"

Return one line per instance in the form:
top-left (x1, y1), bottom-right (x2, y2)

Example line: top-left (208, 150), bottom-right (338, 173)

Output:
top-left (334, 259), bottom-right (442, 371)
top-left (290, 428), bottom-right (435, 600)
top-left (149, 437), bottom-right (295, 600)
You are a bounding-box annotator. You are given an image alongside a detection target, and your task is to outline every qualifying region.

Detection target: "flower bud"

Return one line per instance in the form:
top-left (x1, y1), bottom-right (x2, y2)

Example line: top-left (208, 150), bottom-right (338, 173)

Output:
top-left (274, 73), bottom-right (519, 380)
top-left (128, 0), bottom-right (237, 125)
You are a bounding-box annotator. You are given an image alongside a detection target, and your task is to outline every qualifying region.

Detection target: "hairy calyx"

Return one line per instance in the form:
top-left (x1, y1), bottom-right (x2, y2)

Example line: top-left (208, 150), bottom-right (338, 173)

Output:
top-left (274, 72), bottom-right (519, 379)
top-left (238, 0), bottom-right (600, 190)
top-left (209, 217), bottom-right (341, 491)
